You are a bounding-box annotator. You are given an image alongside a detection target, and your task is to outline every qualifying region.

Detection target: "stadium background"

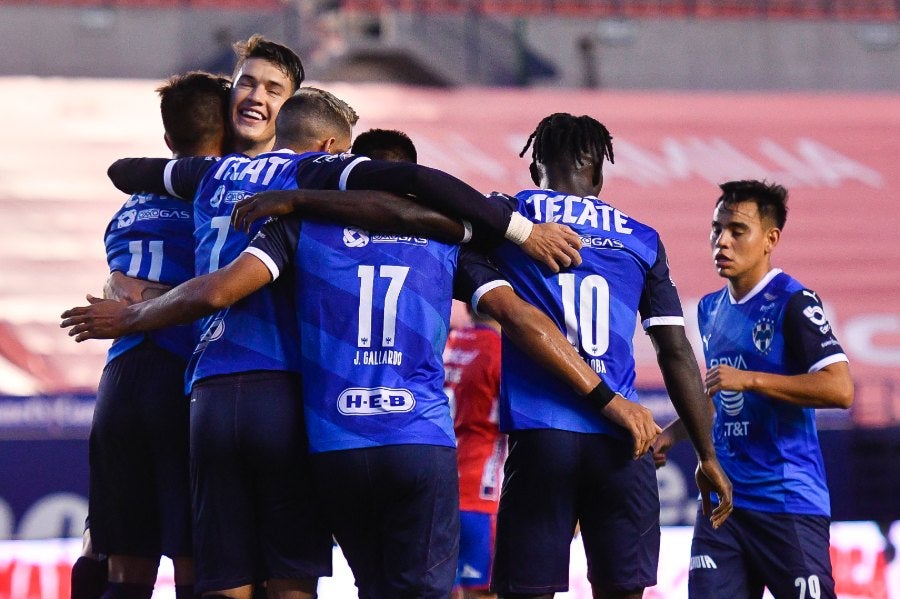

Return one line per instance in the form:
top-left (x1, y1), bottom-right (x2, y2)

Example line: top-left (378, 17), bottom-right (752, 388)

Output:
top-left (0, 1), bottom-right (897, 596)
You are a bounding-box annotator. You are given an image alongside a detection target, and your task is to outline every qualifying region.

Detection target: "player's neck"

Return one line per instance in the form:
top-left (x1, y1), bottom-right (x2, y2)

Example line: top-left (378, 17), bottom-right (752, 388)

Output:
top-left (727, 264), bottom-right (773, 301)
top-left (233, 137), bottom-right (275, 158)
top-left (543, 176), bottom-right (596, 198)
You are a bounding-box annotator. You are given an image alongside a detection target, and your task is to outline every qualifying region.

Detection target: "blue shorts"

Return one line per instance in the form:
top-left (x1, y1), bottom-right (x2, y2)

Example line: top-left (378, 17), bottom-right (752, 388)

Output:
top-left (492, 429), bottom-right (660, 595)
top-left (456, 510), bottom-right (495, 590)
top-left (311, 444), bottom-right (459, 599)
top-left (190, 371), bottom-right (332, 594)
top-left (89, 340), bottom-right (191, 558)
top-left (689, 505), bottom-right (835, 599)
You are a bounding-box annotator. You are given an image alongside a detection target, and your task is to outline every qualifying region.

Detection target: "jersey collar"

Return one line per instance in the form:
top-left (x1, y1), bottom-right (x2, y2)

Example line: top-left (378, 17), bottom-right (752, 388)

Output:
top-left (728, 268), bottom-right (782, 305)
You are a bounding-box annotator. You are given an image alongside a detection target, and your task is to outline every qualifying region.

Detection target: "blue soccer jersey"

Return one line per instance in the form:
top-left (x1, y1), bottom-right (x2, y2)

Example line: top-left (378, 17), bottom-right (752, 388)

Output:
top-left (245, 153), bottom-right (508, 453)
top-left (161, 151), bottom-right (312, 389)
top-left (489, 190), bottom-right (684, 437)
top-left (697, 268), bottom-right (848, 516)
top-left (104, 192), bottom-right (195, 362)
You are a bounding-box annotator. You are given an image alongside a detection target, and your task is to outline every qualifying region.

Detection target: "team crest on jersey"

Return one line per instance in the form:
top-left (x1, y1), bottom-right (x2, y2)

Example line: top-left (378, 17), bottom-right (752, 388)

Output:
top-left (343, 227), bottom-right (370, 247)
top-left (116, 209), bottom-right (137, 229)
top-left (752, 317), bottom-right (775, 354)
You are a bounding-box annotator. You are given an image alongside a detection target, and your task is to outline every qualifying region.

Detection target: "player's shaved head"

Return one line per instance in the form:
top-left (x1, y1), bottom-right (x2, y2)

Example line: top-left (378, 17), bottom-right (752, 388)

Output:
top-left (351, 129), bottom-right (417, 163)
top-left (274, 88), bottom-right (355, 153)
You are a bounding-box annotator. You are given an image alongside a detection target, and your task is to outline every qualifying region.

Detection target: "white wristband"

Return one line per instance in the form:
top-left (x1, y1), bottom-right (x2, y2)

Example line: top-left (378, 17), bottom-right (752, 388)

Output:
top-left (460, 220), bottom-right (473, 244)
top-left (504, 212), bottom-right (534, 245)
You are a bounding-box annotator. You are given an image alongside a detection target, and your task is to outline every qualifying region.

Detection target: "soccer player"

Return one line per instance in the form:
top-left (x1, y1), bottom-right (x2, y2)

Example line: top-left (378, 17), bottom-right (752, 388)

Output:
top-left (62, 105), bottom-right (659, 599)
top-left (486, 113), bottom-right (733, 599)
top-left (88, 71), bottom-right (229, 599)
top-left (443, 306), bottom-right (503, 599)
top-left (227, 34), bottom-right (304, 157)
top-left (653, 180), bottom-right (854, 599)
top-left (350, 128), bottom-right (417, 163)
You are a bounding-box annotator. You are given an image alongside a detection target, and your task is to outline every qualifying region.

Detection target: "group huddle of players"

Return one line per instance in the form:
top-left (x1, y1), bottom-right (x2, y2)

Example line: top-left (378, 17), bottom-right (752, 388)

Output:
top-left (61, 32), bottom-right (853, 599)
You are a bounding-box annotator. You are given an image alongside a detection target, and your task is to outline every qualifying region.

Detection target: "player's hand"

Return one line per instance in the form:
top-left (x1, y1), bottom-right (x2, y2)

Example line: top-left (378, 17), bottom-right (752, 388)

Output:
top-left (696, 457), bottom-right (733, 529)
top-left (705, 364), bottom-right (751, 397)
top-left (651, 426), bottom-right (678, 469)
top-left (60, 295), bottom-right (130, 342)
top-left (520, 223), bottom-right (583, 273)
top-left (231, 190), bottom-right (299, 233)
top-left (601, 394), bottom-right (661, 459)
top-left (104, 271), bottom-right (170, 304)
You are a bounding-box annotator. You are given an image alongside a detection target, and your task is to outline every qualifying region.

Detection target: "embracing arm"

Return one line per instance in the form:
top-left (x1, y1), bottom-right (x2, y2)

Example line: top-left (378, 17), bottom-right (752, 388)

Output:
top-left (477, 284), bottom-right (660, 458)
top-left (104, 271), bottom-right (171, 304)
top-left (232, 189), bottom-right (465, 244)
top-left (61, 254), bottom-right (271, 341)
top-left (107, 158), bottom-right (171, 196)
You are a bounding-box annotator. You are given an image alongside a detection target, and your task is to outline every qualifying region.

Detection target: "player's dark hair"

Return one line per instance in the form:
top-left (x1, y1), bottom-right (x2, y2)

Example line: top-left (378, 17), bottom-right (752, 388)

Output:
top-left (717, 180), bottom-right (788, 230)
top-left (275, 88), bottom-right (354, 148)
top-left (233, 34), bottom-right (304, 94)
top-left (157, 71), bottom-right (231, 156)
top-left (520, 113), bottom-right (614, 182)
top-left (351, 129), bottom-right (417, 163)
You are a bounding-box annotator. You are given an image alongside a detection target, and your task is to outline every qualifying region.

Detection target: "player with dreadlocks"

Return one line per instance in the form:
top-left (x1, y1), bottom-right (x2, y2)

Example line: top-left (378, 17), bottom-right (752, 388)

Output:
top-left (486, 113), bottom-right (733, 599)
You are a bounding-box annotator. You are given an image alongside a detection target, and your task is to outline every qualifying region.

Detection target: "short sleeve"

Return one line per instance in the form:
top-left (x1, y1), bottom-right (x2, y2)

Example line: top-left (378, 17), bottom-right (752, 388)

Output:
top-left (783, 289), bottom-right (848, 373)
top-left (453, 246), bottom-right (510, 309)
top-left (639, 237), bottom-right (685, 329)
top-left (244, 214), bottom-right (302, 281)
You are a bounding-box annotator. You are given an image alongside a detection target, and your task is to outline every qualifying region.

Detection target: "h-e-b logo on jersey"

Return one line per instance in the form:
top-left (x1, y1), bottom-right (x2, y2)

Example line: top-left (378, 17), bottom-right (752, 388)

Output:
top-left (338, 387), bottom-right (415, 415)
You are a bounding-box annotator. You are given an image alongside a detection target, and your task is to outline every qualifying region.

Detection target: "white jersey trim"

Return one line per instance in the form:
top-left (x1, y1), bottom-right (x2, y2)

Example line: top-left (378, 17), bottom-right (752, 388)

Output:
top-left (730, 268), bottom-right (783, 304)
top-left (163, 160), bottom-right (179, 198)
top-left (808, 353), bottom-right (849, 373)
top-left (642, 316), bottom-right (685, 330)
top-left (242, 247), bottom-right (279, 281)
top-left (338, 156), bottom-right (371, 191)
top-left (471, 280), bottom-right (513, 316)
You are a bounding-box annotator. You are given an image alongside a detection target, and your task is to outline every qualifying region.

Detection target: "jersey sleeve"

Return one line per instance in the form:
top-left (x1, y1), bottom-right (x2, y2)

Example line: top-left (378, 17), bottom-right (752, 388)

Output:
top-left (453, 246), bottom-right (511, 309)
top-left (344, 159), bottom-right (514, 240)
top-left (243, 214), bottom-right (301, 281)
top-left (639, 236), bottom-right (685, 329)
top-left (107, 157), bottom-right (215, 200)
top-left (783, 289), bottom-right (848, 372)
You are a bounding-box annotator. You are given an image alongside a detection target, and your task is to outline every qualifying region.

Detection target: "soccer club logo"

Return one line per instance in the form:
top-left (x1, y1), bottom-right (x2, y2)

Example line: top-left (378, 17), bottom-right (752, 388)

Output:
top-left (751, 317), bottom-right (775, 354)
top-left (343, 227), bottom-right (370, 248)
top-left (116, 209), bottom-right (137, 229)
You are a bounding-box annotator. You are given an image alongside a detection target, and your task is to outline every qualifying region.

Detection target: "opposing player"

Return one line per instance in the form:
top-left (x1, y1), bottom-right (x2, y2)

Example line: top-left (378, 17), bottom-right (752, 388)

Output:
top-left (443, 306), bottom-right (503, 599)
top-left (487, 113), bottom-right (733, 599)
top-left (89, 71), bottom-right (229, 599)
top-left (653, 180), bottom-right (853, 599)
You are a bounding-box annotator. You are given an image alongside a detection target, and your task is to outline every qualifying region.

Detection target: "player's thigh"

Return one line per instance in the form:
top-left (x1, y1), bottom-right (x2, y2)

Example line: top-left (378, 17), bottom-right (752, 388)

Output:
top-left (312, 447), bottom-right (387, 598)
top-left (742, 511), bottom-right (835, 599)
top-left (90, 342), bottom-right (186, 556)
top-left (688, 506), bottom-right (762, 599)
top-left (378, 445), bottom-right (459, 599)
top-left (457, 510), bottom-right (494, 591)
top-left (240, 372), bottom-right (332, 581)
top-left (492, 429), bottom-right (580, 595)
top-left (189, 375), bottom-right (256, 593)
top-left (578, 437), bottom-right (660, 594)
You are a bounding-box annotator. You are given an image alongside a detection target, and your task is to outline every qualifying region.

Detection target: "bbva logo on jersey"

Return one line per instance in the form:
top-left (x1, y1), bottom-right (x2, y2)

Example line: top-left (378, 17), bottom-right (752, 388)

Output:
top-left (338, 387), bottom-right (416, 415)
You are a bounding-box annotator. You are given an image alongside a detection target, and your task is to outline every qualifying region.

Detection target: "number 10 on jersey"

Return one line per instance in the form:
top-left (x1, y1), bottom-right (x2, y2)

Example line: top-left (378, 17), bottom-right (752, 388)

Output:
top-left (559, 273), bottom-right (610, 357)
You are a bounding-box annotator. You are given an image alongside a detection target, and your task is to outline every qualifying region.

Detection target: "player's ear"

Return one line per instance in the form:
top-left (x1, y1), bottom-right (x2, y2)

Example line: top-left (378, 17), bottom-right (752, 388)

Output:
top-left (163, 133), bottom-right (174, 153)
top-left (322, 137), bottom-right (338, 154)
top-left (765, 227), bottom-right (781, 254)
